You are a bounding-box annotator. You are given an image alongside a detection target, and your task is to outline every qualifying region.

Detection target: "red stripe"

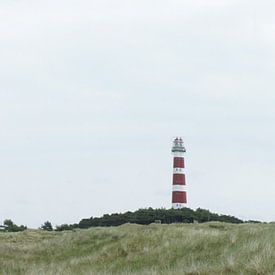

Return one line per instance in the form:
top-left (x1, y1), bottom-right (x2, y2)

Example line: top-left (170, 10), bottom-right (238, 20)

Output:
top-left (173, 157), bottom-right (184, 168)
top-left (172, 191), bottom-right (187, 203)
top-left (173, 174), bottom-right (186, 185)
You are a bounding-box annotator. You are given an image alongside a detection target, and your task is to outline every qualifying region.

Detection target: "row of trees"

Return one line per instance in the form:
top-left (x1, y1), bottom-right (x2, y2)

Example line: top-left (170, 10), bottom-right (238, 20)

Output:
top-left (77, 207), bottom-right (243, 229)
top-left (1, 219), bottom-right (27, 232)
top-left (1, 207), bottom-right (248, 233)
top-left (40, 221), bottom-right (78, 231)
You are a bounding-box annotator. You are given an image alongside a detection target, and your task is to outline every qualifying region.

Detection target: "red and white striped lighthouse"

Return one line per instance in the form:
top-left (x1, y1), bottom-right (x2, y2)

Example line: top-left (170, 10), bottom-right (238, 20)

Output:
top-left (171, 137), bottom-right (187, 208)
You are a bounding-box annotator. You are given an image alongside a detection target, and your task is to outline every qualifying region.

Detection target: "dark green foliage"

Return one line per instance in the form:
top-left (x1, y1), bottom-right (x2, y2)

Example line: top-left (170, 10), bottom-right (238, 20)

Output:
top-left (3, 219), bottom-right (27, 232)
top-left (55, 223), bottom-right (78, 231)
top-left (246, 220), bottom-right (262, 223)
top-left (40, 221), bottom-right (53, 231)
top-left (78, 207), bottom-right (243, 229)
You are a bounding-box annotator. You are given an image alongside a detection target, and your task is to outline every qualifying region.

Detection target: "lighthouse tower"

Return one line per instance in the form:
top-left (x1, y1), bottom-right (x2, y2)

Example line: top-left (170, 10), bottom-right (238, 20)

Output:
top-left (171, 137), bottom-right (187, 209)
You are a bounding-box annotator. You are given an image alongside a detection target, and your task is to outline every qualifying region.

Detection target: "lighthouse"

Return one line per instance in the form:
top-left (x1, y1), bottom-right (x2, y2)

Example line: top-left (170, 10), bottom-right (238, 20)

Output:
top-left (171, 137), bottom-right (187, 209)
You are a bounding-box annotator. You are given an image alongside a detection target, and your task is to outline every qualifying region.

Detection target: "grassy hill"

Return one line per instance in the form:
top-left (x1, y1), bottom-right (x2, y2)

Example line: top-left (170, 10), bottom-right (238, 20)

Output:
top-left (1, 222), bottom-right (275, 274)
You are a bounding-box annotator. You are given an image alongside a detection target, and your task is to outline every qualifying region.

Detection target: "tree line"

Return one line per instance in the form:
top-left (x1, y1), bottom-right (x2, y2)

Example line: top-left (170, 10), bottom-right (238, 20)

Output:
top-left (0, 219), bottom-right (27, 232)
top-left (77, 207), bottom-right (244, 229)
top-left (2, 207), bottom-right (254, 232)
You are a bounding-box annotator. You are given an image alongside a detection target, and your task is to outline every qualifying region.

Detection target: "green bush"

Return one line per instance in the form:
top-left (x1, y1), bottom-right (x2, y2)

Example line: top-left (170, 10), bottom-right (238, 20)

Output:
top-left (3, 219), bottom-right (27, 232)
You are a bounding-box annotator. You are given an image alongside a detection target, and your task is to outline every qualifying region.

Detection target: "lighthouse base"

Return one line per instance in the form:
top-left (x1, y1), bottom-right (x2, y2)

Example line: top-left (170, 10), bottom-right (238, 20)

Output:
top-left (172, 203), bottom-right (186, 209)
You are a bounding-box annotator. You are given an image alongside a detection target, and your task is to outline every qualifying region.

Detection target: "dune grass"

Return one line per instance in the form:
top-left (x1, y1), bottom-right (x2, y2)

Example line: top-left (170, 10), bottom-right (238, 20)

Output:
top-left (0, 222), bottom-right (275, 274)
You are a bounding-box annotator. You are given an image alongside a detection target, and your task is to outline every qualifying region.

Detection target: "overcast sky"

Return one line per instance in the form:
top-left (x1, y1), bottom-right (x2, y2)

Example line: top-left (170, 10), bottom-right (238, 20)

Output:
top-left (1, 0), bottom-right (275, 228)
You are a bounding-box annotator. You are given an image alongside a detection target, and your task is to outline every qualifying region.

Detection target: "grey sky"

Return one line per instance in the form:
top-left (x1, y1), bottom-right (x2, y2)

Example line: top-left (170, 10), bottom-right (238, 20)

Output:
top-left (1, 0), bottom-right (275, 227)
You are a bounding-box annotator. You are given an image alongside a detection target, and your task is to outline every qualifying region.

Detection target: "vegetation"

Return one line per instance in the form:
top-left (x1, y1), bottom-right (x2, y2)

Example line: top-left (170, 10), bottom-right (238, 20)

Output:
top-left (55, 223), bottom-right (78, 231)
top-left (2, 219), bottom-right (27, 232)
top-left (78, 207), bottom-right (243, 229)
top-left (0, 222), bottom-right (275, 274)
top-left (40, 221), bottom-right (53, 231)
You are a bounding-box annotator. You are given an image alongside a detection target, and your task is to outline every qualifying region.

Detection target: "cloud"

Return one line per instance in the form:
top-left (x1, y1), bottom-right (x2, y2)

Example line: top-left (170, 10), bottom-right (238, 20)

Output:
top-left (1, 0), bottom-right (275, 227)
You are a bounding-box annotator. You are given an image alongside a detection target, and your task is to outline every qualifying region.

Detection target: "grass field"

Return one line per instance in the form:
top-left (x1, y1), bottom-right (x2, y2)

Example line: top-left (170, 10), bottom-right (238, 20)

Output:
top-left (0, 222), bottom-right (275, 274)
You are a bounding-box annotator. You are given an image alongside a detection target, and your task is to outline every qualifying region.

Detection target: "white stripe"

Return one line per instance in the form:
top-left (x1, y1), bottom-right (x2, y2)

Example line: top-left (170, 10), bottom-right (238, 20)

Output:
top-left (172, 203), bottom-right (186, 209)
top-left (172, 185), bottom-right (186, 192)
top-left (173, 168), bottom-right (185, 174)
top-left (172, 152), bottom-right (185, 157)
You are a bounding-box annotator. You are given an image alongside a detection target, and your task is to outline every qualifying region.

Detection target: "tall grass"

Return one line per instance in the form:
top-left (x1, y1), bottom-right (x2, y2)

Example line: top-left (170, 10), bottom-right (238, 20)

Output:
top-left (0, 222), bottom-right (275, 274)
